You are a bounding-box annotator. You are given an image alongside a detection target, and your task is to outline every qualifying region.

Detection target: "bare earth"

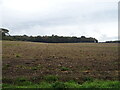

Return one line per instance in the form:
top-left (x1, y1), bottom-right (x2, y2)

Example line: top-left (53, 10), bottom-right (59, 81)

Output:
top-left (2, 41), bottom-right (119, 83)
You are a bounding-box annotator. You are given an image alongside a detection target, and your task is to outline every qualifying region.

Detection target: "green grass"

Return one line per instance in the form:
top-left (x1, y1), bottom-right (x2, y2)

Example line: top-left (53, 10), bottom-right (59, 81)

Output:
top-left (2, 80), bottom-right (120, 88)
top-left (83, 77), bottom-right (94, 82)
top-left (16, 64), bottom-right (42, 70)
top-left (14, 77), bottom-right (30, 86)
top-left (60, 66), bottom-right (70, 71)
top-left (3, 82), bottom-right (52, 88)
top-left (44, 75), bottom-right (59, 82)
top-left (3, 64), bottom-right (10, 70)
top-left (81, 80), bottom-right (120, 88)
top-left (15, 54), bottom-right (21, 58)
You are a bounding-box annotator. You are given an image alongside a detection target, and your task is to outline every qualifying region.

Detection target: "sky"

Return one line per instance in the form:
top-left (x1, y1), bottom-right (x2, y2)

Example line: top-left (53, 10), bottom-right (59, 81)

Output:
top-left (0, 0), bottom-right (119, 42)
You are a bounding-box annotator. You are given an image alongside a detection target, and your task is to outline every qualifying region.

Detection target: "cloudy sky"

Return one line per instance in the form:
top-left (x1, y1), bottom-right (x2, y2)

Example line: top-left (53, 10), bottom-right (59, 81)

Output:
top-left (0, 0), bottom-right (119, 42)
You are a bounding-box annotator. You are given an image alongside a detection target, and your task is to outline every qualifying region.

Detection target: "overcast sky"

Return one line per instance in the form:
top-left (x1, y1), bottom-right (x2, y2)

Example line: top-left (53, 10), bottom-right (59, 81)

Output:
top-left (0, 0), bottom-right (119, 42)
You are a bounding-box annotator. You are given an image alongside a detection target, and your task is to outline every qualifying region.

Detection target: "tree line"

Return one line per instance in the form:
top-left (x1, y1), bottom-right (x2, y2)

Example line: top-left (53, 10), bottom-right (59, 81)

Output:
top-left (105, 40), bottom-right (120, 43)
top-left (0, 28), bottom-right (98, 43)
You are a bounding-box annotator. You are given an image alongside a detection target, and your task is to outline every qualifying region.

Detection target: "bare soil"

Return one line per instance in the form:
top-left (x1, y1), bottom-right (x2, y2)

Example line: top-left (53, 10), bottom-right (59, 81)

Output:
top-left (2, 41), bottom-right (119, 83)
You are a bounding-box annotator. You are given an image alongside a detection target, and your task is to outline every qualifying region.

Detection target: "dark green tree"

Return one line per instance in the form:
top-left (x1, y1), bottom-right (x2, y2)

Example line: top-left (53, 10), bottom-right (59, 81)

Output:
top-left (0, 28), bottom-right (10, 36)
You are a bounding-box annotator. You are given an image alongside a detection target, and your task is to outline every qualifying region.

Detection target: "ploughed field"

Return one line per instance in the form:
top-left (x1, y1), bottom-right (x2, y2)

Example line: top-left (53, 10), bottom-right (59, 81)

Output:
top-left (2, 41), bottom-right (119, 84)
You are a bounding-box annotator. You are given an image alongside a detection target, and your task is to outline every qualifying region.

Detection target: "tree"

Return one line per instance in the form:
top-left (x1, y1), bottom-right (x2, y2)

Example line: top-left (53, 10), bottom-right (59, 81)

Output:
top-left (81, 36), bottom-right (86, 38)
top-left (0, 28), bottom-right (10, 36)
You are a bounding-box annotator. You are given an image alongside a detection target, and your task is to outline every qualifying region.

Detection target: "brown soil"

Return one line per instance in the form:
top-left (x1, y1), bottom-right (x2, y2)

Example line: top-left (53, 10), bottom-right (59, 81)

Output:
top-left (2, 41), bottom-right (119, 83)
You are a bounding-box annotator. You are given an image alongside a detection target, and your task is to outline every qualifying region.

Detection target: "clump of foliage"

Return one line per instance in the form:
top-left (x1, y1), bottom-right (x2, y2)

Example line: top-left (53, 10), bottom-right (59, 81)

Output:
top-left (60, 66), bottom-right (70, 71)
top-left (15, 54), bottom-right (21, 58)
top-left (83, 77), bottom-right (94, 82)
top-left (44, 75), bottom-right (59, 82)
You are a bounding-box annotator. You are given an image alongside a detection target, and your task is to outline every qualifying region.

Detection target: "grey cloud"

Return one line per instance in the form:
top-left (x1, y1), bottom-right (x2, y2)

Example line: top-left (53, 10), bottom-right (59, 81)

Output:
top-left (1, 1), bottom-right (118, 42)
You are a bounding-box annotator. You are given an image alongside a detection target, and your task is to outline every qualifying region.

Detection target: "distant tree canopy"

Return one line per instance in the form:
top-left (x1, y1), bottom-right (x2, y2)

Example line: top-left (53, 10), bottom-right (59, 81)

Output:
top-left (105, 40), bottom-right (120, 43)
top-left (1, 28), bottom-right (98, 43)
top-left (0, 28), bottom-right (10, 40)
top-left (0, 28), bottom-right (10, 36)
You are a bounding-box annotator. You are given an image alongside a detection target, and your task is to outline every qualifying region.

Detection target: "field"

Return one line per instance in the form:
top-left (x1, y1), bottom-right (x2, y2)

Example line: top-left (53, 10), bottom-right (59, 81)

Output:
top-left (2, 41), bottom-right (120, 88)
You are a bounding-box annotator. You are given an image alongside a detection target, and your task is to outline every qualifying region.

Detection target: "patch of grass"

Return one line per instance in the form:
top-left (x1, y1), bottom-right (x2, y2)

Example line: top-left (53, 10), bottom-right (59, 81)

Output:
top-left (0, 84), bottom-right (2, 88)
top-left (64, 80), bottom-right (82, 88)
top-left (2, 80), bottom-right (120, 88)
top-left (30, 65), bottom-right (42, 70)
top-left (83, 77), bottom-right (94, 82)
top-left (15, 77), bottom-right (29, 82)
top-left (2, 84), bottom-right (15, 88)
top-left (14, 77), bottom-right (31, 86)
top-left (52, 80), bottom-right (81, 88)
top-left (113, 62), bottom-right (120, 65)
top-left (60, 66), bottom-right (70, 71)
top-left (2, 78), bottom-right (13, 84)
top-left (16, 64), bottom-right (42, 70)
top-left (3, 64), bottom-right (10, 70)
top-left (38, 82), bottom-right (52, 88)
top-left (15, 81), bottom-right (33, 86)
top-left (81, 80), bottom-right (120, 88)
top-left (52, 81), bottom-right (65, 88)
top-left (16, 65), bottom-right (26, 69)
top-left (44, 75), bottom-right (59, 82)
top-left (30, 67), bottom-right (38, 70)
top-left (31, 76), bottom-right (41, 81)
top-left (3, 82), bottom-right (52, 88)
top-left (15, 54), bottom-right (21, 58)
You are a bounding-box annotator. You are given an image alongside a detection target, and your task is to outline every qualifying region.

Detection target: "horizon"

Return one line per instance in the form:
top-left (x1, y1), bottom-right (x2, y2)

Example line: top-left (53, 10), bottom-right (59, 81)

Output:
top-left (1, 28), bottom-right (119, 42)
